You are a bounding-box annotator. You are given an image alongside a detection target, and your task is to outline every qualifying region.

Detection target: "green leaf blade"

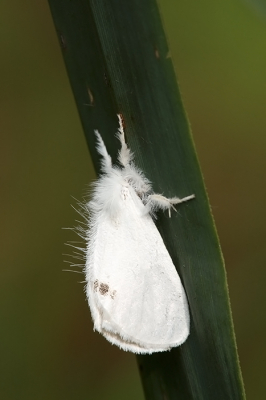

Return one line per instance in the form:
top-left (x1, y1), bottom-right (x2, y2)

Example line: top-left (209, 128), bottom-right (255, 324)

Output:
top-left (48, 0), bottom-right (245, 398)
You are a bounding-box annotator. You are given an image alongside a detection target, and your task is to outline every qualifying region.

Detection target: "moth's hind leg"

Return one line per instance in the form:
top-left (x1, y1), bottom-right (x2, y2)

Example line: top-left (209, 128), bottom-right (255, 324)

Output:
top-left (145, 193), bottom-right (195, 217)
top-left (94, 131), bottom-right (112, 173)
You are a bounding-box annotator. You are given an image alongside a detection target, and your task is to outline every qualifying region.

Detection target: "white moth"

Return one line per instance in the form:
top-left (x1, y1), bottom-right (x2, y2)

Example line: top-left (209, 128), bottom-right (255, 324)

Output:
top-left (85, 116), bottom-right (194, 354)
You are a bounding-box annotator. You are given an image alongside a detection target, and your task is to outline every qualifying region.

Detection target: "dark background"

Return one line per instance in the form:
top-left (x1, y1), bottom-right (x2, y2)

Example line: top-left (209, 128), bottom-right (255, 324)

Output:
top-left (1, 1), bottom-right (265, 398)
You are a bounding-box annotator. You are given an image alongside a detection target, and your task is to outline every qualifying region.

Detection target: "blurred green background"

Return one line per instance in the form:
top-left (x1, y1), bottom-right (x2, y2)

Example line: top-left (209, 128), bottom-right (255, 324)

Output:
top-left (1, 0), bottom-right (265, 399)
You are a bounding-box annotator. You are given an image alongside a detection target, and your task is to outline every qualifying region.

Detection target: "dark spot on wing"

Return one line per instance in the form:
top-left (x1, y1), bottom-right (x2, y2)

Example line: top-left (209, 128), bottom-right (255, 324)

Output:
top-left (94, 280), bottom-right (99, 291)
top-left (94, 280), bottom-right (116, 299)
top-left (99, 283), bottom-right (109, 295)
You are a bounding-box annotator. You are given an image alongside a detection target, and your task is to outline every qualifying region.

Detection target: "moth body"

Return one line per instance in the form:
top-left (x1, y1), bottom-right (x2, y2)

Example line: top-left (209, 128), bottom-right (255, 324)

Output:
top-left (85, 116), bottom-right (194, 354)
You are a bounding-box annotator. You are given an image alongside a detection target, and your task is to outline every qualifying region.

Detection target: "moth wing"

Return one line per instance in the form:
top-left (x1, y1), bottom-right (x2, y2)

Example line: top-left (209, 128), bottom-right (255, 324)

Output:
top-left (86, 187), bottom-right (189, 354)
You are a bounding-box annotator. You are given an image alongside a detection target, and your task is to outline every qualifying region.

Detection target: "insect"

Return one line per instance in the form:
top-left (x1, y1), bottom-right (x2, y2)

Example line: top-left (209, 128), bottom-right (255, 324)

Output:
top-left (84, 116), bottom-right (195, 354)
